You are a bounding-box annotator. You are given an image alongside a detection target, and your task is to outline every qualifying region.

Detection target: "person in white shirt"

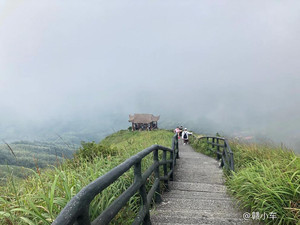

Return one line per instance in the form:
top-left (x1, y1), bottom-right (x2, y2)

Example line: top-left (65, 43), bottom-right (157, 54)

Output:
top-left (182, 128), bottom-right (192, 145)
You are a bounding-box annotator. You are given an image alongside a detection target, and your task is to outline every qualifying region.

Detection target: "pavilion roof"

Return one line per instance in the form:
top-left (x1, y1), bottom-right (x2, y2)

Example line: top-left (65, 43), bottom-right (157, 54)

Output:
top-left (129, 114), bottom-right (160, 123)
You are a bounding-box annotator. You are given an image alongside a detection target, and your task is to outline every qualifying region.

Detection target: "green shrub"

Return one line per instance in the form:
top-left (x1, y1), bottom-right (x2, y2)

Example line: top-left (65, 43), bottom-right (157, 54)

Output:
top-left (75, 141), bottom-right (119, 161)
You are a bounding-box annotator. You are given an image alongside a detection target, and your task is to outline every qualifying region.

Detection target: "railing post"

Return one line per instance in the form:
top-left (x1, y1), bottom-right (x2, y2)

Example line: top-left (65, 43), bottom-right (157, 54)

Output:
top-left (230, 152), bottom-right (234, 171)
top-left (171, 134), bottom-right (179, 160)
top-left (170, 134), bottom-right (177, 181)
top-left (153, 149), bottom-right (162, 203)
top-left (176, 135), bottom-right (179, 159)
top-left (170, 147), bottom-right (174, 181)
top-left (134, 161), bottom-right (151, 225)
top-left (162, 150), bottom-right (169, 190)
top-left (206, 137), bottom-right (209, 151)
top-left (75, 208), bottom-right (91, 225)
top-left (216, 138), bottom-right (221, 160)
top-left (223, 142), bottom-right (228, 169)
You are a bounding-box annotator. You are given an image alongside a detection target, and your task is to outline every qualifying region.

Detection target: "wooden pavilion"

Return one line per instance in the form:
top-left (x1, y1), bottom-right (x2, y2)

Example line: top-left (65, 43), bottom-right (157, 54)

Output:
top-left (129, 114), bottom-right (160, 131)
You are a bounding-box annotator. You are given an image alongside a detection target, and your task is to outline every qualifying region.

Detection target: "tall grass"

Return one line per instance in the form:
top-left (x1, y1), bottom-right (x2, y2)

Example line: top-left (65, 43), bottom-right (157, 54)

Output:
top-left (0, 129), bottom-right (174, 225)
top-left (191, 137), bottom-right (300, 225)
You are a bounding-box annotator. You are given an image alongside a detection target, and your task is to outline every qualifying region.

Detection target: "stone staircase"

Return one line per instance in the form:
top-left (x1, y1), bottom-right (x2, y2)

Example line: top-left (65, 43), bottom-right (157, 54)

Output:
top-left (150, 143), bottom-right (253, 225)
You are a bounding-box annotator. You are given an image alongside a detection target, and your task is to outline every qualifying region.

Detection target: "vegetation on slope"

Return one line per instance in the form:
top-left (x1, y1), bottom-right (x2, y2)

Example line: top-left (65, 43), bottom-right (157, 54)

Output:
top-left (190, 136), bottom-right (300, 225)
top-left (0, 140), bottom-right (77, 183)
top-left (0, 165), bottom-right (34, 186)
top-left (0, 129), bottom-right (173, 225)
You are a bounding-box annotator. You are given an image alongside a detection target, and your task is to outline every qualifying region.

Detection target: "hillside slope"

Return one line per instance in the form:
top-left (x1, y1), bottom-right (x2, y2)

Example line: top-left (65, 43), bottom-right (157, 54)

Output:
top-left (0, 129), bottom-right (174, 225)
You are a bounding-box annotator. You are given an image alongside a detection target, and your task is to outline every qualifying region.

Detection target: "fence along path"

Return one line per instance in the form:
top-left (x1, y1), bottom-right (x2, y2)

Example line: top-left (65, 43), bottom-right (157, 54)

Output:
top-left (151, 142), bottom-right (250, 225)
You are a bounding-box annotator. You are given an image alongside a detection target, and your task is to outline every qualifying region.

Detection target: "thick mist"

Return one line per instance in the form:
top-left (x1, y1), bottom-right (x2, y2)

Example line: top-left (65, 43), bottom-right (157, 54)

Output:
top-left (0, 1), bottom-right (299, 152)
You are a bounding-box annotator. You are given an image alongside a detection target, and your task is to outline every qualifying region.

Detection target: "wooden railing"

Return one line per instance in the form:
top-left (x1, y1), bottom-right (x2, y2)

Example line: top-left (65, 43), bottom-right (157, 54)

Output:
top-left (195, 136), bottom-right (234, 172)
top-left (52, 134), bottom-right (179, 225)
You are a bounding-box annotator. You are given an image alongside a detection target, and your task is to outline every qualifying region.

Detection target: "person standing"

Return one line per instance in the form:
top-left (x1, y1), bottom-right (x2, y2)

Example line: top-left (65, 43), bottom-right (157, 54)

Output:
top-left (174, 127), bottom-right (181, 139)
top-left (182, 128), bottom-right (192, 145)
top-left (179, 126), bottom-right (183, 139)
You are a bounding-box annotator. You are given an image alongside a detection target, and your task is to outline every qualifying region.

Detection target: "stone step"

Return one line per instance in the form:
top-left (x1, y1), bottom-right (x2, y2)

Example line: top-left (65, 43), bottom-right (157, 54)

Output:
top-left (169, 181), bottom-right (227, 193)
top-left (151, 223), bottom-right (247, 225)
top-left (178, 152), bottom-right (214, 157)
top-left (151, 216), bottom-right (250, 225)
top-left (151, 209), bottom-right (243, 220)
top-left (173, 167), bottom-right (221, 173)
top-left (151, 208), bottom-right (249, 225)
top-left (173, 172), bottom-right (224, 184)
top-left (162, 189), bottom-right (231, 200)
top-left (175, 162), bottom-right (220, 169)
top-left (174, 163), bottom-right (221, 170)
top-left (176, 158), bottom-right (219, 166)
top-left (154, 198), bottom-right (239, 212)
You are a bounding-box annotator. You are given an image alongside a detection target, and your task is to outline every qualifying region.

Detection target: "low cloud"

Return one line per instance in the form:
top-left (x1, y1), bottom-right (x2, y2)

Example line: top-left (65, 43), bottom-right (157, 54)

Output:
top-left (0, 1), bottom-right (299, 151)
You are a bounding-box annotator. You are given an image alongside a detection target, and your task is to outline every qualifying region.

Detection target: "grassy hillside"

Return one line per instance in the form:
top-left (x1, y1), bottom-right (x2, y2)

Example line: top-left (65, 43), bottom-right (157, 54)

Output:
top-left (0, 140), bottom-right (77, 186)
top-left (0, 140), bottom-right (76, 168)
top-left (0, 129), bottom-right (174, 225)
top-left (190, 136), bottom-right (300, 225)
top-left (0, 165), bottom-right (34, 186)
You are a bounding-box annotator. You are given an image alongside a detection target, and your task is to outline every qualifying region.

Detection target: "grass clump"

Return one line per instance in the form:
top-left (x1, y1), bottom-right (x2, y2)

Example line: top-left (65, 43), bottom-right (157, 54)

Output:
top-left (227, 142), bottom-right (299, 225)
top-left (75, 141), bottom-right (119, 161)
top-left (0, 129), bottom-right (174, 225)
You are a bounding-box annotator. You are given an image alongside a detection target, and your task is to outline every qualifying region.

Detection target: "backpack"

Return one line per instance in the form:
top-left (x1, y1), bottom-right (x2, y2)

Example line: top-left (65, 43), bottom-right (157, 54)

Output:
top-left (183, 132), bottom-right (187, 139)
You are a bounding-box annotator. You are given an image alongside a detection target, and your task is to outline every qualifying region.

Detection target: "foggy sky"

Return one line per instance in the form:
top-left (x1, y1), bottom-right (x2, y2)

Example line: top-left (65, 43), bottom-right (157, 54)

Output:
top-left (1, 1), bottom-right (300, 150)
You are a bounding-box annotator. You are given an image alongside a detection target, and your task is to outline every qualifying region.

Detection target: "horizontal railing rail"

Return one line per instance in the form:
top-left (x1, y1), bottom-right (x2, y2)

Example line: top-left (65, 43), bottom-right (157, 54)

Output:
top-left (195, 135), bottom-right (234, 172)
top-left (52, 134), bottom-right (179, 225)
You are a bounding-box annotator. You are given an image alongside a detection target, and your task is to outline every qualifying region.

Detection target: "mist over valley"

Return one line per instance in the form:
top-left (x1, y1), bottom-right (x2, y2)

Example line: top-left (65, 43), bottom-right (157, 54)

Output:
top-left (0, 0), bottom-right (299, 154)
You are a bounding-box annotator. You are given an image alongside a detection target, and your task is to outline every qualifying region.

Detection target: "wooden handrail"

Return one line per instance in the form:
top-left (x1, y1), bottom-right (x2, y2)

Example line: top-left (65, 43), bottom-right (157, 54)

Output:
top-left (52, 134), bottom-right (179, 225)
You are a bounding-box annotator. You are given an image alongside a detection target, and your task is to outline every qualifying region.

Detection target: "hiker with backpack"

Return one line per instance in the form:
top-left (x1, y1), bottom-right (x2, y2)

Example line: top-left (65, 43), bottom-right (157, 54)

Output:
top-left (182, 128), bottom-right (192, 145)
